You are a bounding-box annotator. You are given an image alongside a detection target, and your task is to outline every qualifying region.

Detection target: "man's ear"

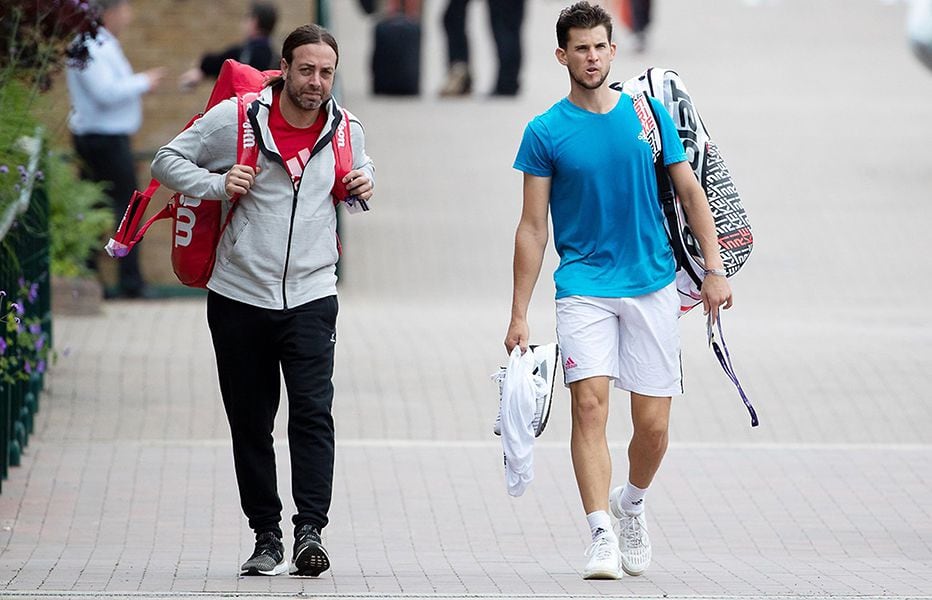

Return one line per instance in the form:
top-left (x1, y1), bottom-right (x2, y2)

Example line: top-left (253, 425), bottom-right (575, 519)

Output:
top-left (555, 47), bottom-right (567, 66)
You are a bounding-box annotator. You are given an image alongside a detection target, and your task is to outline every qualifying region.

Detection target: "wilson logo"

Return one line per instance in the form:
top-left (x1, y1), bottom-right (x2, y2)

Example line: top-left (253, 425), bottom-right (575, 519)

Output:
top-left (174, 196), bottom-right (201, 247)
top-left (336, 120), bottom-right (347, 148)
top-left (242, 119), bottom-right (256, 149)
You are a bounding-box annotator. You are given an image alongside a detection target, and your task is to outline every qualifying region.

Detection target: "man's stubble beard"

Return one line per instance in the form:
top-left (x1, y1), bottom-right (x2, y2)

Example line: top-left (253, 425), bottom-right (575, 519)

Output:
top-left (569, 65), bottom-right (609, 91)
top-left (285, 77), bottom-right (329, 112)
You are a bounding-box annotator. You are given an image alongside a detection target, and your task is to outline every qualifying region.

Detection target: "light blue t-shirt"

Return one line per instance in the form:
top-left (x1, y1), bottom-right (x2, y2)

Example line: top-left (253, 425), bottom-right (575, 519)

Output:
top-left (514, 93), bottom-right (687, 299)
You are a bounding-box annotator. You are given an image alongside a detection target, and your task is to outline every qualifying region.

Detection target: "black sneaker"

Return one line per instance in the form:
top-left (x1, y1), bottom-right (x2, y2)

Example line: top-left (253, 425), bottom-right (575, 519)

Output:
top-left (290, 524), bottom-right (330, 577)
top-left (240, 531), bottom-right (287, 576)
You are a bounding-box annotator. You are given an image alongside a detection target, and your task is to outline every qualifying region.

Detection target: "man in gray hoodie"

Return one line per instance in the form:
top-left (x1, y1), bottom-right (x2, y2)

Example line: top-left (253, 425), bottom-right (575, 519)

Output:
top-left (152, 23), bottom-right (374, 578)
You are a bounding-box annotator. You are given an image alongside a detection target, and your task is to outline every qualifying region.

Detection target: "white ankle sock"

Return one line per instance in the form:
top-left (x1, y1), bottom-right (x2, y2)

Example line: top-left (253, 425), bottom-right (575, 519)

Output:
top-left (586, 510), bottom-right (614, 541)
top-left (619, 482), bottom-right (648, 515)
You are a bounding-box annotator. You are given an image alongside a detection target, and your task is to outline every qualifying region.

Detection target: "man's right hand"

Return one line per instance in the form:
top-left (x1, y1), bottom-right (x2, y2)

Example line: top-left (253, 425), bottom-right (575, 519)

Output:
top-left (504, 318), bottom-right (529, 355)
top-left (225, 164), bottom-right (261, 198)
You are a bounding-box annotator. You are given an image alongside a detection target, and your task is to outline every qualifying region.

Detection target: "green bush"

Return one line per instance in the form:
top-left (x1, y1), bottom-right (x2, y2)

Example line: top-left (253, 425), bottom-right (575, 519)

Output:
top-left (0, 79), bottom-right (36, 218)
top-left (44, 151), bottom-right (111, 278)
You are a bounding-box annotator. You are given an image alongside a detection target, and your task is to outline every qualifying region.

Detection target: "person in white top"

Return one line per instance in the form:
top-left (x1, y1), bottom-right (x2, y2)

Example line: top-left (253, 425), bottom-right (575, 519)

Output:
top-left (66, 0), bottom-right (164, 298)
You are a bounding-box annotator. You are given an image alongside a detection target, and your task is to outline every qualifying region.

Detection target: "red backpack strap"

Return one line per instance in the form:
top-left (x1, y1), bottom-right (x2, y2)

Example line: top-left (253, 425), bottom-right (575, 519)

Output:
top-left (105, 178), bottom-right (169, 257)
top-left (330, 108), bottom-right (368, 211)
top-left (216, 93), bottom-right (261, 233)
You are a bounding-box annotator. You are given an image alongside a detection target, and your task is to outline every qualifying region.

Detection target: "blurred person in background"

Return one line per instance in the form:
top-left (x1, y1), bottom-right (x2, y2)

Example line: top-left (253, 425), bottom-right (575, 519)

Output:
top-left (66, 0), bottom-right (164, 299)
top-left (617, 0), bottom-right (651, 52)
top-left (439, 0), bottom-right (526, 96)
top-left (178, 1), bottom-right (278, 90)
top-left (908, 0), bottom-right (932, 71)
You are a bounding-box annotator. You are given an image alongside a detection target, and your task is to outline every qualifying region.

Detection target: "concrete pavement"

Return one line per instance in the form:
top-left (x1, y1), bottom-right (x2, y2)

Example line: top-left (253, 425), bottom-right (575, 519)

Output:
top-left (2, 0), bottom-right (932, 597)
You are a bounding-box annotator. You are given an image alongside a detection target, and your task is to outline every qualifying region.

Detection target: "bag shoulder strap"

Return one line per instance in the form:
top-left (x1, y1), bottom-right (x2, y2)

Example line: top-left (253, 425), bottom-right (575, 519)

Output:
top-left (631, 92), bottom-right (662, 161)
top-left (634, 93), bottom-right (700, 285)
top-left (216, 93), bottom-right (260, 234)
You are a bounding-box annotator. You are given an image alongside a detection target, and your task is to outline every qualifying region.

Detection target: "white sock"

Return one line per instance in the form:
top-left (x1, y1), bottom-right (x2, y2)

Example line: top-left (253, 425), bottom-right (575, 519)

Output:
top-left (619, 481), bottom-right (648, 515)
top-left (586, 510), bottom-right (614, 541)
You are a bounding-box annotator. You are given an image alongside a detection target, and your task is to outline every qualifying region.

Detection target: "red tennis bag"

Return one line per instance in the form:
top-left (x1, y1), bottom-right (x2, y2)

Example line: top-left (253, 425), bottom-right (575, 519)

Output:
top-left (105, 59), bottom-right (356, 288)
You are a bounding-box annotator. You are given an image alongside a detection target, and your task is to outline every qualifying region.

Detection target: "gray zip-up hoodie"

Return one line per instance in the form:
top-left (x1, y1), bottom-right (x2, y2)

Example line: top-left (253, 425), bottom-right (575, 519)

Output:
top-left (151, 85), bottom-right (374, 310)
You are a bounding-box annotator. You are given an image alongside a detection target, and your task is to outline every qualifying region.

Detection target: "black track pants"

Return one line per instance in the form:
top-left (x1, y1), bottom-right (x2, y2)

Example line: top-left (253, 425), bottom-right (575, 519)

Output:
top-left (207, 292), bottom-right (338, 536)
top-left (72, 133), bottom-right (144, 295)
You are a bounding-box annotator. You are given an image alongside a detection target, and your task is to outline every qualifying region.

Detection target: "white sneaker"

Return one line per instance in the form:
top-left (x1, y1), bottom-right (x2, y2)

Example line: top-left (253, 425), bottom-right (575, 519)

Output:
top-left (609, 487), bottom-right (652, 576)
top-left (582, 535), bottom-right (622, 580)
top-left (491, 343), bottom-right (558, 437)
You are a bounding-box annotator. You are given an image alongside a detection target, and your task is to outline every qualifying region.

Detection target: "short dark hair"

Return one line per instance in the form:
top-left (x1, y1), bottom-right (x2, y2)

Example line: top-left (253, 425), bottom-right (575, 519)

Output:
top-left (251, 2), bottom-right (278, 36)
top-left (282, 23), bottom-right (338, 67)
top-left (556, 1), bottom-right (613, 49)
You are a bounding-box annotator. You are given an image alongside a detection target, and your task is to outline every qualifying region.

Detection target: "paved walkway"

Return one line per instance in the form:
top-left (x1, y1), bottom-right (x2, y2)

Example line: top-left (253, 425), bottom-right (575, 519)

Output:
top-left (2, 0), bottom-right (932, 598)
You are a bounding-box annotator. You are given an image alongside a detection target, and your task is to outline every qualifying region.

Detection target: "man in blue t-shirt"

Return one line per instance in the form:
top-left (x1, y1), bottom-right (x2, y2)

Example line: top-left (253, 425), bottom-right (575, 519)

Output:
top-left (505, 1), bottom-right (733, 581)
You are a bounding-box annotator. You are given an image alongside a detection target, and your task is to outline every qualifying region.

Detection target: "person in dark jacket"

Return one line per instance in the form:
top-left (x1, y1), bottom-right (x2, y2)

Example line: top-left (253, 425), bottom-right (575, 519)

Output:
top-left (439, 0), bottom-right (526, 96)
top-left (179, 2), bottom-right (278, 90)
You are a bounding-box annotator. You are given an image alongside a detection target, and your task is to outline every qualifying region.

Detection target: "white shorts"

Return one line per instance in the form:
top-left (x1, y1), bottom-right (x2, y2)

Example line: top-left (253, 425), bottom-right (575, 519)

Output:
top-left (555, 282), bottom-right (682, 397)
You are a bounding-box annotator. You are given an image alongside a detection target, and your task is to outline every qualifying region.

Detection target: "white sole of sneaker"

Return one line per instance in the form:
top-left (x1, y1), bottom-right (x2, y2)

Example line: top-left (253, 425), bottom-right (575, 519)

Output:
top-left (622, 564), bottom-right (647, 577)
top-left (582, 568), bottom-right (622, 580)
top-left (240, 561), bottom-right (289, 576)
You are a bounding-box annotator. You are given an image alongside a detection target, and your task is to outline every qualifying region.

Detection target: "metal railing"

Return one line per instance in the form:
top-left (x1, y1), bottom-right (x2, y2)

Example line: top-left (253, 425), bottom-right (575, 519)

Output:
top-left (0, 131), bottom-right (51, 494)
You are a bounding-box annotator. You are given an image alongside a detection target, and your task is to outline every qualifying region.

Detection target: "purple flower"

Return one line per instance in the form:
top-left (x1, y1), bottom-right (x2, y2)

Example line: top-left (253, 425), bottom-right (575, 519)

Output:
top-left (0, 290), bottom-right (6, 297)
top-left (17, 165), bottom-right (26, 175)
top-left (29, 323), bottom-right (41, 335)
top-left (28, 283), bottom-right (38, 303)
top-left (37, 360), bottom-right (46, 374)
top-left (36, 171), bottom-right (44, 181)
top-left (12, 302), bottom-right (24, 316)
top-left (0, 165), bottom-right (8, 174)
top-left (0, 337), bottom-right (6, 356)
top-left (35, 335), bottom-right (46, 352)
top-left (24, 361), bottom-right (31, 374)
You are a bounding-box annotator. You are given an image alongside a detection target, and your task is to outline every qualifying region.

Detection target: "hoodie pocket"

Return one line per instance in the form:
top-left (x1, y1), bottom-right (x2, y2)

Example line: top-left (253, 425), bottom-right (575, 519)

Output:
top-left (287, 214), bottom-right (339, 278)
top-left (218, 211), bottom-right (292, 285)
top-left (217, 213), bottom-right (249, 266)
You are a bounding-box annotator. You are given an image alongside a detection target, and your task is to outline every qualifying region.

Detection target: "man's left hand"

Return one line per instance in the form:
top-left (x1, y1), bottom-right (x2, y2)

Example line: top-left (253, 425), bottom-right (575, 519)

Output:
top-left (701, 274), bottom-right (733, 325)
top-left (343, 169), bottom-right (373, 201)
